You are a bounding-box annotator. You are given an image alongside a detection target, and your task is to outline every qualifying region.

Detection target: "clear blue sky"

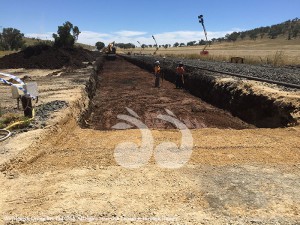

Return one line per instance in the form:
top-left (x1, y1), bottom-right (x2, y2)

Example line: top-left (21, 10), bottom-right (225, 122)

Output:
top-left (1, 0), bottom-right (299, 45)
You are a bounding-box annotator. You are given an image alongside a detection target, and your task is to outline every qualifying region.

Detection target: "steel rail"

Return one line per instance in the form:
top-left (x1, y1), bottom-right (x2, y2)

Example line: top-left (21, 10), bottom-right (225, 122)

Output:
top-left (122, 55), bottom-right (300, 89)
top-left (184, 64), bottom-right (300, 89)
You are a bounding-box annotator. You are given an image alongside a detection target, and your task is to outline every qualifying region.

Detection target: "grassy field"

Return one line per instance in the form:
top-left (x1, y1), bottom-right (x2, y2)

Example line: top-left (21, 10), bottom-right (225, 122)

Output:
top-left (1, 37), bottom-right (299, 65)
top-left (127, 38), bottom-right (300, 66)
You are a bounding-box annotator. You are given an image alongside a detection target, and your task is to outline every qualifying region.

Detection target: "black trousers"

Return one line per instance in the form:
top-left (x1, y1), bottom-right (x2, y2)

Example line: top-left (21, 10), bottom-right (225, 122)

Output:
top-left (176, 74), bottom-right (183, 89)
top-left (155, 73), bottom-right (160, 87)
top-left (21, 96), bottom-right (33, 118)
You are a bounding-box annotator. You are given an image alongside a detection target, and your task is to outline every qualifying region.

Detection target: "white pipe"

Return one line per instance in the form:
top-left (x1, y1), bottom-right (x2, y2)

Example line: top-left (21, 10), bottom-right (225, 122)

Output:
top-left (0, 129), bottom-right (12, 142)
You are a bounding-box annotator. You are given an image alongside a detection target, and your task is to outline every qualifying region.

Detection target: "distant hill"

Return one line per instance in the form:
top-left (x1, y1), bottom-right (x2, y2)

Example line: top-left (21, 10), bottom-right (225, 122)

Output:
top-left (213, 18), bottom-right (300, 43)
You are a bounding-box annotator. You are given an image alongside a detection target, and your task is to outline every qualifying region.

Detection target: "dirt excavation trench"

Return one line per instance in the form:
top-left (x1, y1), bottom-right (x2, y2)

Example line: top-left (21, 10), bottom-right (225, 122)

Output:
top-left (83, 57), bottom-right (252, 130)
top-left (1, 57), bottom-right (300, 224)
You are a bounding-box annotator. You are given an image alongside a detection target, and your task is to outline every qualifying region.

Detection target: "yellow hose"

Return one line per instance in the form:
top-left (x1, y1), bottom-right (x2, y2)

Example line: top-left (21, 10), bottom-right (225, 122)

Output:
top-left (4, 108), bottom-right (35, 131)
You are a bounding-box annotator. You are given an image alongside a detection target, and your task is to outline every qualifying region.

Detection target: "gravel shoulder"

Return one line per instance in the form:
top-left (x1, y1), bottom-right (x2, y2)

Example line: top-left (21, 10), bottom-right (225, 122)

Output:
top-left (134, 55), bottom-right (300, 87)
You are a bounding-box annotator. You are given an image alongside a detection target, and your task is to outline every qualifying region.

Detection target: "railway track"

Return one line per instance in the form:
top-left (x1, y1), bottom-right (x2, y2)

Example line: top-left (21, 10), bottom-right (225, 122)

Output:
top-left (184, 63), bottom-right (300, 89)
top-left (125, 55), bottom-right (300, 89)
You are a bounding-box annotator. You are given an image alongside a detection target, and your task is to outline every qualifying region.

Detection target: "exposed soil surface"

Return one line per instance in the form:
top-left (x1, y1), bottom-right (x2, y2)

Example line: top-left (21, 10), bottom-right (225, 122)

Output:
top-left (0, 58), bottom-right (300, 224)
top-left (85, 57), bottom-right (252, 130)
top-left (0, 44), bottom-right (97, 69)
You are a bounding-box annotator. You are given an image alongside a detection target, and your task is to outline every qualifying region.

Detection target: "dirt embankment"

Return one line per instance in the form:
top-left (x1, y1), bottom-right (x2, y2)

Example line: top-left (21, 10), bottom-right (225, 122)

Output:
top-left (0, 53), bottom-right (105, 167)
top-left (0, 44), bottom-right (99, 69)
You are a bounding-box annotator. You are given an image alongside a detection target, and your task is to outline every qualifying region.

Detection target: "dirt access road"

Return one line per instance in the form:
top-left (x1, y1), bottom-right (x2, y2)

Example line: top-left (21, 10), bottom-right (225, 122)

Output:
top-left (0, 58), bottom-right (300, 224)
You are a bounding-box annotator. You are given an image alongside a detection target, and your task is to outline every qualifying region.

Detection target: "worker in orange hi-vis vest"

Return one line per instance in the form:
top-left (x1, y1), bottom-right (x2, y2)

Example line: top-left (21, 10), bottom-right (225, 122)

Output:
top-left (154, 60), bottom-right (161, 88)
top-left (176, 61), bottom-right (185, 89)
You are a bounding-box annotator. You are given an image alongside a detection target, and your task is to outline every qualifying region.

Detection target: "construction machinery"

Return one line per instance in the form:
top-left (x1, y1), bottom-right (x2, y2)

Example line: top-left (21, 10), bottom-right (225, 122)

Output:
top-left (105, 41), bottom-right (116, 60)
top-left (152, 35), bottom-right (159, 55)
top-left (198, 15), bottom-right (209, 55)
top-left (137, 41), bottom-right (143, 54)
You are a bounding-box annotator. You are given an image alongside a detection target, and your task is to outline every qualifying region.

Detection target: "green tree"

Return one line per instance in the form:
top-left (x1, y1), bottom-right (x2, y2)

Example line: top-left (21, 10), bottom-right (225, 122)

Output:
top-left (173, 42), bottom-right (179, 47)
top-left (199, 39), bottom-right (206, 45)
top-left (268, 24), bottom-right (283, 39)
top-left (0, 28), bottom-right (25, 50)
top-left (227, 32), bottom-right (240, 42)
top-left (240, 32), bottom-right (246, 40)
top-left (292, 23), bottom-right (300, 38)
top-left (95, 41), bottom-right (105, 50)
top-left (52, 21), bottom-right (81, 48)
top-left (115, 43), bottom-right (135, 49)
top-left (187, 41), bottom-right (197, 46)
top-left (249, 31), bottom-right (258, 40)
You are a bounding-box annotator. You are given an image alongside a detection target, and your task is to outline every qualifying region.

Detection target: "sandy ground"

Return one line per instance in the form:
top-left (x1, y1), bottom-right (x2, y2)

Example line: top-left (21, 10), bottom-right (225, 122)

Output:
top-left (0, 59), bottom-right (300, 224)
top-left (0, 67), bottom-right (92, 165)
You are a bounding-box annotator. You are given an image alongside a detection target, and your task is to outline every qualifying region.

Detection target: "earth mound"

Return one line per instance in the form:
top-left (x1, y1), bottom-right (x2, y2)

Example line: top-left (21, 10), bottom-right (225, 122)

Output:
top-left (0, 44), bottom-right (98, 69)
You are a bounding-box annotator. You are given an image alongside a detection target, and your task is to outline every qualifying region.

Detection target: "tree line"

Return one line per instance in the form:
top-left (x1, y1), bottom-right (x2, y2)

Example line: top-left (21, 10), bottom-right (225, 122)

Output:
top-left (0, 21), bottom-right (81, 51)
top-left (111, 18), bottom-right (300, 50)
top-left (0, 28), bottom-right (25, 50)
top-left (214, 18), bottom-right (300, 43)
top-left (110, 41), bottom-right (208, 49)
top-left (3, 17), bottom-right (296, 52)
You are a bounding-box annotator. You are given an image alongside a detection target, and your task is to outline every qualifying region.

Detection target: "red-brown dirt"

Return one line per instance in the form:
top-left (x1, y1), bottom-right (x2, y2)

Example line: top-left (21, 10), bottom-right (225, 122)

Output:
top-left (85, 57), bottom-right (253, 130)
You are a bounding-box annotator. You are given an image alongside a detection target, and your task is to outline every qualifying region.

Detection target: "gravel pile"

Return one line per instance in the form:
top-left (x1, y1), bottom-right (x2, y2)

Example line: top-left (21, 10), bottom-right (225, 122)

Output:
top-left (4, 101), bottom-right (69, 134)
top-left (127, 55), bottom-right (300, 86)
top-left (35, 100), bottom-right (69, 121)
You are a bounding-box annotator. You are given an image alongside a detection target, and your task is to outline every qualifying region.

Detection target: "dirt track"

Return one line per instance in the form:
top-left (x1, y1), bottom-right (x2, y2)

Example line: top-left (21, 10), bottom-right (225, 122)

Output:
top-left (0, 58), bottom-right (300, 224)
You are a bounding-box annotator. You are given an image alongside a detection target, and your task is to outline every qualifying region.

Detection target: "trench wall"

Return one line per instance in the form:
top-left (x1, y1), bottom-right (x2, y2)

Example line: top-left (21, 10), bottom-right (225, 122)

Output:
top-left (123, 55), bottom-right (297, 128)
top-left (79, 56), bottom-right (104, 127)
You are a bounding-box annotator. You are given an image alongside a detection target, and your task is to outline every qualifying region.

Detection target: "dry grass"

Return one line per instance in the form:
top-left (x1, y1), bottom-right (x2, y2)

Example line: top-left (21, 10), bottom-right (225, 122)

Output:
top-left (128, 38), bottom-right (300, 66)
top-left (0, 51), bottom-right (17, 58)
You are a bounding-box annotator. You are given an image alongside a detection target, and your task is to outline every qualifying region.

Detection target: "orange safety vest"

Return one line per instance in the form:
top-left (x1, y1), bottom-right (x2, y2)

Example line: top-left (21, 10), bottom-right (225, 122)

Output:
top-left (154, 65), bottom-right (161, 74)
top-left (176, 66), bottom-right (184, 74)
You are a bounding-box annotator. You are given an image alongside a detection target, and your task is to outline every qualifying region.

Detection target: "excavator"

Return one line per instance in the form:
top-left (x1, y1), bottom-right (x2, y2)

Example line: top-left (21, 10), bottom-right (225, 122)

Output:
top-left (105, 41), bottom-right (116, 60)
top-left (152, 35), bottom-right (159, 55)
